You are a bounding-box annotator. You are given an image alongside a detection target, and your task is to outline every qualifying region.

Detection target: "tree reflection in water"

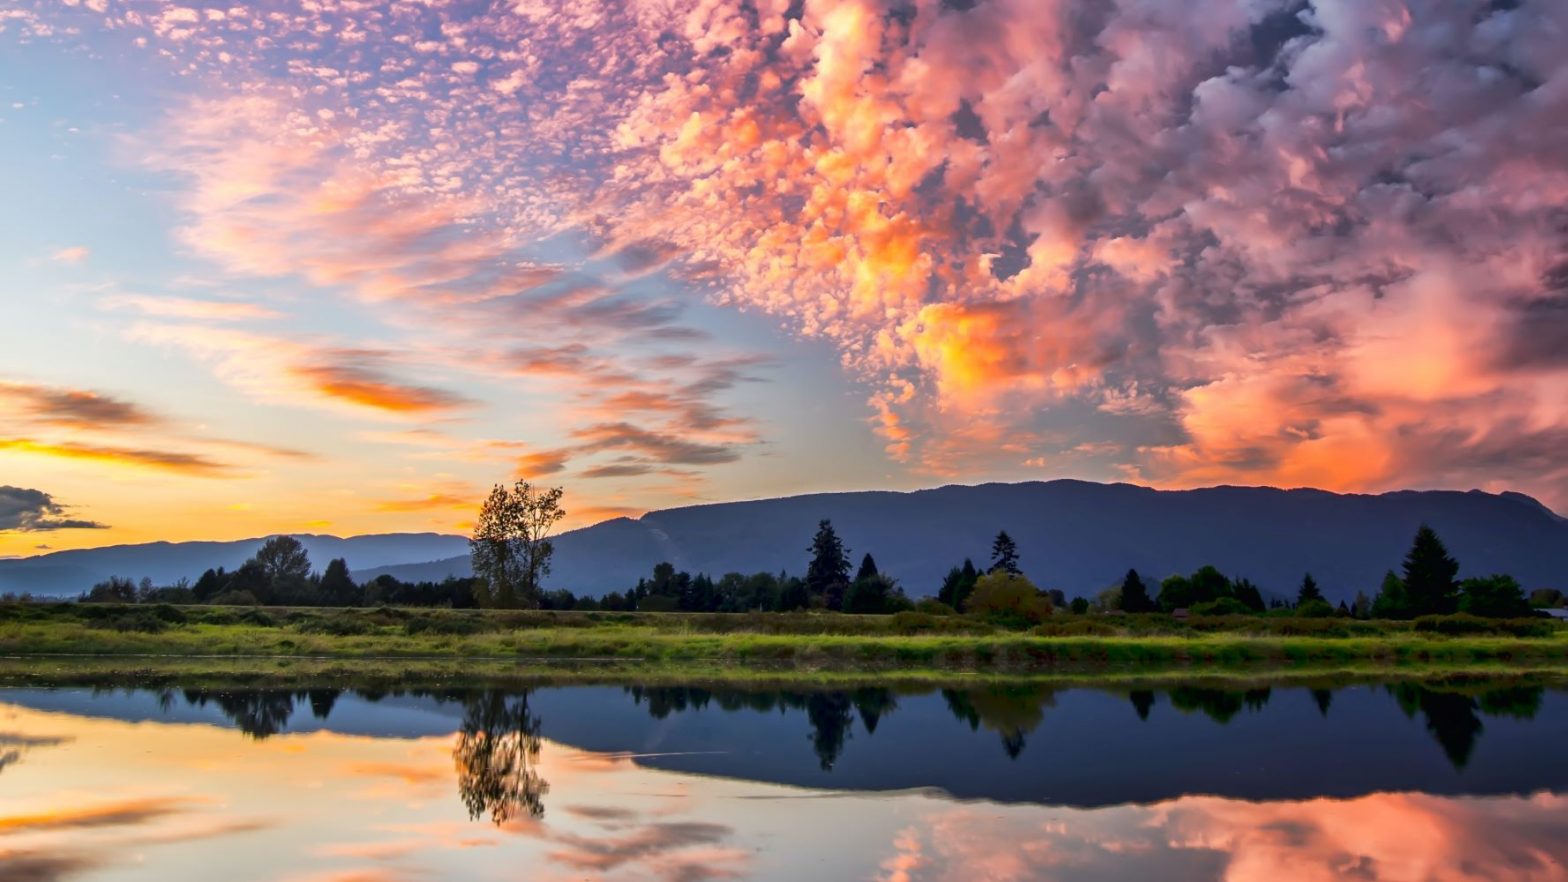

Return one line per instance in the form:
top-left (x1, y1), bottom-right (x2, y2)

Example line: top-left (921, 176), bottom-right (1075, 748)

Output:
top-left (119, 679), bottom-right (1550, 779)
top-left (180, 690), bottom-right (303, 739)
top-left (942, 686), bottom-right (1054, 759)
top-left (454, 690), bottom-right (549, 824)
top-left (1386, 683), bottom-right (1539, 771)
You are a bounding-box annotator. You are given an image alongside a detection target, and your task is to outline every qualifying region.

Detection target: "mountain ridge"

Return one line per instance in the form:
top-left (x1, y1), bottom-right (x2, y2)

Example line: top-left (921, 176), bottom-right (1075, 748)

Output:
top-left (5, 481), bottom-right (1566, 603)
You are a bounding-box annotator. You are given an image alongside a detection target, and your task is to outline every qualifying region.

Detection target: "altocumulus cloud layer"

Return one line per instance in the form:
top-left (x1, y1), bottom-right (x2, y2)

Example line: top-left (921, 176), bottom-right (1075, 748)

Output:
top-left (8, 0), bottom-right (1568, 504)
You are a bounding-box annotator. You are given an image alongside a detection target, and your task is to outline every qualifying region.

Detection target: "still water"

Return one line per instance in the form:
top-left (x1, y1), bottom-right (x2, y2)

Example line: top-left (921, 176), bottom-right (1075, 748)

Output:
top-left (1, 678), bottom-right (1565, 881)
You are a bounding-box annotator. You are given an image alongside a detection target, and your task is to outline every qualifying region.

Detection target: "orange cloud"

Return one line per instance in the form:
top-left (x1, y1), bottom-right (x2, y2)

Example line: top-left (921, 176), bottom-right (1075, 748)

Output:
top-left (0, 381), bottom-right (158, 429)
top-left (25, 0), bottom-right (1568, 508)
top-left (0, 438), bottom-right (232, 477)
top-left (292, 362), bottom-right (471, 415)
top-left (0, 796), bottom-right (194, 834)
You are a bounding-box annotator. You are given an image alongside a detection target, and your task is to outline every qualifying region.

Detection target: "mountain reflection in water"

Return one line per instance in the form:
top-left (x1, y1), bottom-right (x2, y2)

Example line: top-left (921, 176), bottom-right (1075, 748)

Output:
top-left (0, 678), bottom-right (1564, 882)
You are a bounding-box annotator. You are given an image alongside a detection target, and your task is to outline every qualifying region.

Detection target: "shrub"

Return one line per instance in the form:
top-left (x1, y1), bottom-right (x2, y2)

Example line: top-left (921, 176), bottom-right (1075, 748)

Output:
top-left (966, 572), bottom-right (1051, 627)
top-left (913, 599), bottom-right (957, 616)
top-left (1458, 575), bottom-right (1532, 618)
top-left (1191, 597), bottom-right (1255, 617)
top-left (297, 614), bottom-right (375, 636)
top-left (150, 604), bottom-right (188, 624)
top-left (84, 611), bottom-right (167, 633)
top-left (405, 615), bottom-right (486, 636)
top-left (1033, 619), bottom-right (1117, 637)
top-left (1412, 614), bottom-right (1556, 638)
top-left (1295, 599), bottom-right (1336, 618)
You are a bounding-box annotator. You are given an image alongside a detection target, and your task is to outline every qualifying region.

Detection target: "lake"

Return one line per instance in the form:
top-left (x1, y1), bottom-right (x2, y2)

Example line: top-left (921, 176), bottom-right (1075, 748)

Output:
top-left (2, 676), bottom-right (1565, 881)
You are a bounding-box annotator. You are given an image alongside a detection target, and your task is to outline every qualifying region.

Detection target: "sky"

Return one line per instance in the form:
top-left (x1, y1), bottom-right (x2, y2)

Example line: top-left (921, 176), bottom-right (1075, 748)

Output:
top-left (2, 0), bottom-right (1566, 556)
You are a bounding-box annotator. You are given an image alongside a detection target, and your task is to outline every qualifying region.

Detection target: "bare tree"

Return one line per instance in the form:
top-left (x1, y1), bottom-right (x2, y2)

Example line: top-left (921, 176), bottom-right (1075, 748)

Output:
top-left (470, 482), bottom-right (565, 609)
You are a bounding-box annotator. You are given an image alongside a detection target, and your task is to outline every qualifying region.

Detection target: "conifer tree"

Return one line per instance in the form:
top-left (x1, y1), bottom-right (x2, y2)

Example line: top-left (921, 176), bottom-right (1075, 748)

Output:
top-left (989, 531), bottom-right (1020, 575)
top-left (1120, 568), bottom-right (1153, 613)
top-left (855, 553), bottom-right (879, 583)
top-left (806, 519), bottom-right (852, 607)
top-left (318, 558), bottom-right (358, 607)
top-left (1297, 573), bottom-right (1324, 606)
top-left (1402, 525), bottom-right (1460, 616)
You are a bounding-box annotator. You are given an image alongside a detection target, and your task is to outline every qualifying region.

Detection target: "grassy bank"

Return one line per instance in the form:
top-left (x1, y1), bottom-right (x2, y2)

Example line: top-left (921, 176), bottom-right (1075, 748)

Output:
top-left (3, 602), bottom-right (1566, 677)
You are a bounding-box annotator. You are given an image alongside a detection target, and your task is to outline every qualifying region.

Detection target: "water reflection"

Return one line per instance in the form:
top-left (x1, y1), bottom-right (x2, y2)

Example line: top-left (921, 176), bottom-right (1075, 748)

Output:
top-left (455, 691), bottom-right (548, 824)
top-left (101, 680), bottom-right (1558, 784)
top-left (1, 677), bottom-right (1566, 882)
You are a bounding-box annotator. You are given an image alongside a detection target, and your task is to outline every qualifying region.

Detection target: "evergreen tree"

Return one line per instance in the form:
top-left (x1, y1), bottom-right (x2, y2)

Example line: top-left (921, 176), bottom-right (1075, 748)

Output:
top-left (1120, 569), bottom-right (1153, 613)
top-left (937, 566), bottom-right (964, 608)
top-left (193, 567), bottom-right (228, 603)
top-left (1232, 578), bottom-right (1265, 613)
top-left (1371, 570), bottom-right (1411, 619)
top-left (1297, 573), bottom-right (1324, 606)
top-left (318, 558), bottom-right (359, 607)
top-left (1353, 589), bottom-right (1372, 619)
top-left (1402, 525), bottom-right (1460, 616)
top-left (805, 520), bottom-right (851, 608)
top-left (855, 553), bottom-right (879, 583)
top-left (844, 573), bottom-right (897, 614)
top-left (989, 531), bottom-right (1021, 575)
top-left (954, 559), bottom-right (980, 612)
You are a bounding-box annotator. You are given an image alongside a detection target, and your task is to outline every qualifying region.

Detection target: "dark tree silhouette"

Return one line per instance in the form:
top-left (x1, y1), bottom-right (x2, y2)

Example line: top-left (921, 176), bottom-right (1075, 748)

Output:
top-left (989, 531), bottom-right (1020, 575)
top-left (307, 689), bottom-right (340, 720)
top-left (1402, 525), bottom-right (1460, 616)
top-left (455, 691), bottom-right (549, 824)
top-left (318, 558), bottom-right (358, 607)
top-left (805, 520), bottom-right (851, 610)
top-left (1311, 688), bottom-right (1333, 717)
top-left (471, 482), bottom-right (565, 609)
top-left (855, 553), bottom-right (879, 583)
top-left (254, 536), bottom-right (312, 585)
top-left (941, 686), bottom-right (1050, 759)
top-left (183, 690), bottom-right (296, 739)
top-left (1297, 573), bottom-right (1324, 606)
top-left (1168, 687), bottom-right (1246, 724)
top-left (1458, 574), bottom-right (1531, 618)
top-left (851, 688), bottom-right (898, 735)
top-left (1120, 569), bottom-right (1153, 613)
top-left (1233, 578), bottom-right (1266, 612)
top-left (1129, 689), bottom-right (1155, 721)
top-left (804, 692), bottom-right (856, 770)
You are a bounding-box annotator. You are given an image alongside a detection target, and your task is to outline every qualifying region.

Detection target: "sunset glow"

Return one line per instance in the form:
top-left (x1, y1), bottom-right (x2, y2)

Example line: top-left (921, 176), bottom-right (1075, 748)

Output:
top-left (3, 0), bottom-right (1566, 554)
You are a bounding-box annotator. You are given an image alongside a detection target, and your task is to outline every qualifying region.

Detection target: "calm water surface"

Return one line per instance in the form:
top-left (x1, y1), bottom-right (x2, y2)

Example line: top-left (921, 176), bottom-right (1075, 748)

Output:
top-left (2, 678), bottom-right (1566, 881)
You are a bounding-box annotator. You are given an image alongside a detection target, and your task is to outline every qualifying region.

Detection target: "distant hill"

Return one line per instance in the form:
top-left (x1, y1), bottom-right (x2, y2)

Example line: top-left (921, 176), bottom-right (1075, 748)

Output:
top-left (0, 533), bottom-right (470, 597)
top-left (8, 482), bottom-right (1567, 602)
top-left (361, 481), bottom-right (1568, 604)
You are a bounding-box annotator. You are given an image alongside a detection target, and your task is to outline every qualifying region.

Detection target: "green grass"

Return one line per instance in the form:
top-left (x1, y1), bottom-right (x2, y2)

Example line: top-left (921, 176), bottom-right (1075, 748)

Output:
top-left (2, 603), bottom-right (1565, 677)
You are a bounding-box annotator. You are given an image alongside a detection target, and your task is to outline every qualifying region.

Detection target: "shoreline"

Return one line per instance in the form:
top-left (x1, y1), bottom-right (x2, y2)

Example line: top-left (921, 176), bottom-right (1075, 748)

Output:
top-left (4, 604), bottom-right (1566, 682)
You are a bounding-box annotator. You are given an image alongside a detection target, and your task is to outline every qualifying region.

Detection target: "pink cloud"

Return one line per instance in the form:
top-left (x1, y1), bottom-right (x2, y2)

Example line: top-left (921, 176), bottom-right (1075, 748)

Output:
top-left (21, 0), bottom-right (1568, 505)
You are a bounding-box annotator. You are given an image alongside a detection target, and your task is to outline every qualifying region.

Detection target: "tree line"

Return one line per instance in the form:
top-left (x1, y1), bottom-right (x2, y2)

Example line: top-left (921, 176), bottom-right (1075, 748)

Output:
top-left (68, 478), bottom-right (1560, 622)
